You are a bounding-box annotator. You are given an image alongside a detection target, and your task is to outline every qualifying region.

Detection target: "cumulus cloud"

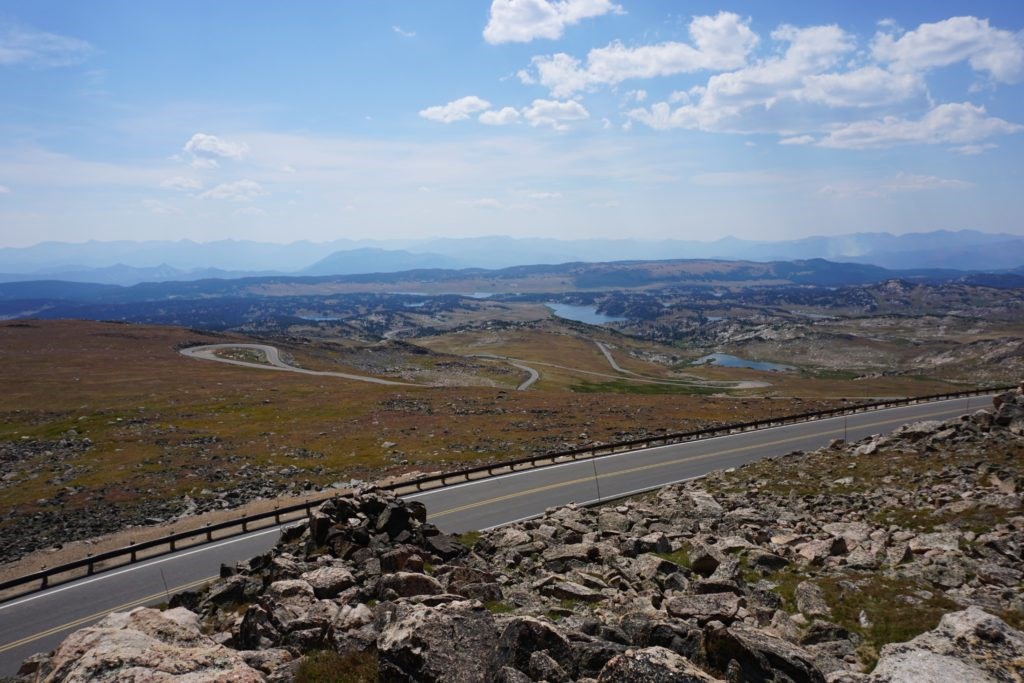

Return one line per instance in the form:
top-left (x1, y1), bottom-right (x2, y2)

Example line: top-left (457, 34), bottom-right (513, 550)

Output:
top-left (392, 25), bottom-right (416, 38)
top-left (483, 0), bottom-right (622, 45)
top-left (199, 179), bottom-right (266, 201)
top-left (779, 135), bottom-right (815, 145)
top-left (819, 172), bottom-right (973, 198)
top-left (872, 16), bottom-right (1024, 83)
top-left (419, 96), bottom-right (491, 123)
top-left (525, 12), bottom-right (758, 97)
top-left (817, 102), bottom-right (1023, 150)
top-left (0, 24), bottom-right (93, 67)
top-left (160, 176), bottom-right (202, 192)
top-left (183, 133), bottom-right (248, 164)
top-left (0, 184), bottom-right (10, 194)
top-left (479, 107), bottom-right (521, 125)
top-left (522, 99), bottom-right (589, 130)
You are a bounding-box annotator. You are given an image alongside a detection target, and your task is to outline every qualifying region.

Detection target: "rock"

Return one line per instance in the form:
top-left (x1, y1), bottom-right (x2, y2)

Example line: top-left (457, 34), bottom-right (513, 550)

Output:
top-left (795, 581), bottom-right (832, 618)
top-left (378, 571), bottom-right (443, 599)
top-left (377, 600), bottom-right (498, 682)
top-left (908, 532), bottom-right (961, 554)
top-left (597, 646), bottom-right (723, 682)
top-left (704, 623), bottom-right (826, 683)
top-left (300, 565), bottom-right (355, 599)
top-left (797, 538), bottom-right (848, 564)
top-left (39, 607), bottom-right (264, 682)
top-left (492, 616), bottom-right (574, 678)
top-left (541, 580), bottom-right (605, 603)
top-left (866, 606), bottom-right (1024, 682)
top-left (529, 650), bottom-right (571, 682)
top-left (665, 593), bottom-right (743, 624)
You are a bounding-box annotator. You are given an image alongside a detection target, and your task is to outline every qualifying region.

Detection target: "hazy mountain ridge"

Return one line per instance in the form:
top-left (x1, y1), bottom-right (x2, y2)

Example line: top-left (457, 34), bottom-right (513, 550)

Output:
top-left (1, 230), bottom-right (1021, 286)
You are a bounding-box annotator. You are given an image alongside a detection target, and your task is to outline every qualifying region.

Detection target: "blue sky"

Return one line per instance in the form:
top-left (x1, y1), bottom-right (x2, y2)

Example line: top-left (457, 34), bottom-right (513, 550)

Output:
top-left (0, 1), bottom-right (1022, 247)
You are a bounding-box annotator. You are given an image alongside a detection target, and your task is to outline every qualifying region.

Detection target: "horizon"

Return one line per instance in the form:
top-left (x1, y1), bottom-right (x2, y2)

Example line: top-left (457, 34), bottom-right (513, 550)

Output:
top-left (1, 2), bottom-right (1023, 247)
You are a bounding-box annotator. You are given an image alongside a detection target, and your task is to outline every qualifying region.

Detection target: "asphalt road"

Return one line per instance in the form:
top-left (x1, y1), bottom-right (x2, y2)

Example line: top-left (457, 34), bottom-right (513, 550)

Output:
top-left (180, 343), bottom-right (417, 386)
top-left (0, 395), bottom-right (987, 675)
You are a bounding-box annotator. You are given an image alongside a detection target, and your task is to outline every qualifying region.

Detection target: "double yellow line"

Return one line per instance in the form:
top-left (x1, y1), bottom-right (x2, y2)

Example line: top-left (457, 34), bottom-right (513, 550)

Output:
top-left (429, 405), bottom-right (961, 519)
top-left (0, 575), bottom-right (215, 654)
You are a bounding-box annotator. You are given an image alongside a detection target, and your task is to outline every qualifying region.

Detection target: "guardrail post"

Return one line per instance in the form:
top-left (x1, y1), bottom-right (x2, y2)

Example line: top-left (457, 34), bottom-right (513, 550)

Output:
top-left (170, 539), bottom-right (176, 552)
top-left (40, 566), bottom-right (47, 589)
top-left (274, 507), bottom-right (280, 524)
top-left (206, 523), bottom-right (213, 541)
top-left (130, 541), bottom-right (137, 563)
top-left (242, 520), bottom-right (248, 533)
top-left (86, 554), bottom-right (94, 576)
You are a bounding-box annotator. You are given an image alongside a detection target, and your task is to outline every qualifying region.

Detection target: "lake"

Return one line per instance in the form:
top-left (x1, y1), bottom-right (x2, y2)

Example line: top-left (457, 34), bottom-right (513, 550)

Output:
top-left (693, 353), bottom-right (795, 372)
top-left (546, 303), bottom-right (627, 325)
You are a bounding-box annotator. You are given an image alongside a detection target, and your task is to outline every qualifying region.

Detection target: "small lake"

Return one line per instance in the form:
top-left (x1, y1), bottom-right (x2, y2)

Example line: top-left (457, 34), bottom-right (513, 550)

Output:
top-left (546, 303), bottom-right (627, 325)
top-left (693, 353), bottom-right (795, 372)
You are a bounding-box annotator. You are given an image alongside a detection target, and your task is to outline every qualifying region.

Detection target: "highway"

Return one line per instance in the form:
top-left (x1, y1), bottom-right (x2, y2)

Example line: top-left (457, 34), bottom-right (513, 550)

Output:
top-left (0, 395), bottom-right (987, 675)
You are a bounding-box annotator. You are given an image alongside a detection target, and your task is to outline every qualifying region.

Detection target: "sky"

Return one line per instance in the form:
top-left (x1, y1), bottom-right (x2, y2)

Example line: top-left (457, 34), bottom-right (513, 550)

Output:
top-left (0, 1), bottom-right (1023, 247)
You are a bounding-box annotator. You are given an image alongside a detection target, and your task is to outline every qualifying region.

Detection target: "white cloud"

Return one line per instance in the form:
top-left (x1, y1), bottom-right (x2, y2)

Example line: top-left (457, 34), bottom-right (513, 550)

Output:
top-left (818, 102), bottom-right (1023, 150)
top-left (160, 176), bottom-right (202, 191)
top-left (183, 133), bottom-right (248, 161)
top-left (0, 24), bottom-right (93, 67)
top-left (479, 107), bottom-right (521, 125)
top-left (392, 25), bottom-right (416, 38)
top-left (950, 142), bottom-right (997, 155)
top-left (199, 179), bottom-right (266, 201)
top-left (522, 99), bottom-right (589, 130)
top-left (0, 184), bottom-right (10, 194)
top-left (873, 16), bottom-right (1024, 83)
top-left (527, 12), bottom-right (758, 97)
top-left (459, 197), bottom-right (505, 209)
top-left (483, 0), bottom-right (622, 45)
top-left (624, 89), bottom-right (647, 103)
top-left (819, 172), bottom-right (973, 198)
top-left (142, 199), bottom-right (179, 215)
top-left (779, 135), bottom-right (815, 145)
top-left (419, 96), bottom-right (491, 123)
top-left (526, 190), bottom-right (562, 199)
top-left (234, 206), bottom-right (266, 216)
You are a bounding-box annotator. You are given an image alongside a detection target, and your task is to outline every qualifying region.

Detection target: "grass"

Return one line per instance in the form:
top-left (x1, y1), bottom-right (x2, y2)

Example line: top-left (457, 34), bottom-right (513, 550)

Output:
top-left (655, 547), bottom-right (692, 568)
top-left (484, 600), bottom-right (514, 614)
top-left (295, 650), bottom-right (378, 683)
top-left (818, 574), bottom-right (959, 670)
top-left (570, 380), bottom-right (718, 395)
top-left (457, 530), bottom-right (481, 549)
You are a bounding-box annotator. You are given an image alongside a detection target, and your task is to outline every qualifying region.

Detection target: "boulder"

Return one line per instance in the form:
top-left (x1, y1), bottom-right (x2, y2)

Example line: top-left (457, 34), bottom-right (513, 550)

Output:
top-left (703, 623), bottom-right (826, 683)
top-left (491, 616), bottom-right (575, 678)
top-left (795, 581), bottom-right (831, 619)
top-left (300, 565), bottom-right (355, 599)
top-left (865, 607), bottom-right (1024, 682)
top-left (597, 646), bottom-right (723, 682)
top-left (39, 607), bottom-right (264, 682)
top-left (378, 571), bottom-right (443, 599)
top-left (665, 593), bottom-right (742, 624)
top-left (377, 600), bottom-right (498, 682)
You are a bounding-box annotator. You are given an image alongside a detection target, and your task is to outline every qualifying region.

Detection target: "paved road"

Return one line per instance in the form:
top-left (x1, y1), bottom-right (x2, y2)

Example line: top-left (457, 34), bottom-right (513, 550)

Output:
top-left (180, 343), bottom-right (417, 386)
top-left (0, 395), bottom-right (987, 674)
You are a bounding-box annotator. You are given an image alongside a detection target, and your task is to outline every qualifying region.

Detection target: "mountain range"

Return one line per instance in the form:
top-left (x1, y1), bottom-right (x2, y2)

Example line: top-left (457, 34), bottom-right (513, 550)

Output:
top-left (0, 230), bottom-right (1021, 286)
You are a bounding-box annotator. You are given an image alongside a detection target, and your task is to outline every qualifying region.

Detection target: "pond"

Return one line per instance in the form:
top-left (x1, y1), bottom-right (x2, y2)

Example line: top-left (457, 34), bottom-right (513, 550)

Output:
top-left (546, 303), bottom-right (627, 325)
top-left (693, 353), bottom-right (795, 372)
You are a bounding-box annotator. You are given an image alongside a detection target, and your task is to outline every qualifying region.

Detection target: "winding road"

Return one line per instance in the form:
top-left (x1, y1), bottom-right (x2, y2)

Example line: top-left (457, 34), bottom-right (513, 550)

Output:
top-left (179, 343), bottom-right (418, 386)
top-left (0, 395), bottom-right (991, 675)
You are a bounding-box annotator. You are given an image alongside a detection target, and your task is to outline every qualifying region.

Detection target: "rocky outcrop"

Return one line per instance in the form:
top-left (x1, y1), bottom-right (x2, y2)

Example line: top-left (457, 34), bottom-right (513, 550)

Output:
top-left (17, 387), bottom-right (1024, 681)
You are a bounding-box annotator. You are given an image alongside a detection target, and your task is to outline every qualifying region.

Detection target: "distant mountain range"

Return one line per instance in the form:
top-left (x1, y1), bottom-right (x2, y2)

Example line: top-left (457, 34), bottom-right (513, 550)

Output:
top-left (0, 230), bottom-right (1022, 286)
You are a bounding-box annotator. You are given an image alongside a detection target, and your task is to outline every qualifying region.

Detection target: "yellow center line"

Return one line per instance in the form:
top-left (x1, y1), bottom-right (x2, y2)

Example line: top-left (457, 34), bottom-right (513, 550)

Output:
top-left (430, 405), bottom-right (962, 519)
top-left (0, 575), bottom-right (216, 654)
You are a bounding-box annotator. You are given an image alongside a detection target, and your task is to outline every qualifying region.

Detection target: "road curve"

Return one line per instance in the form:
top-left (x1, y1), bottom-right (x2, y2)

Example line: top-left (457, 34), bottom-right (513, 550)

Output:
top-left (0, 395), bottom-right (991, 674)
top-left (180, 343), bottom-right (418, 386)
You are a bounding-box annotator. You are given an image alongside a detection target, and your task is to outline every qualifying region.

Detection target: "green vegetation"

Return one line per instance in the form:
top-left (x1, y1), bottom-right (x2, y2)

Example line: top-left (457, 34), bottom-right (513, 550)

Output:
top-left (295, 650), bottom-right (378, 683)
top-left (457, 530), bottom-right (481, 549)
top-left (484, 600), bottom-right (514, 614)
top-left (655, 547), bottom-right (692, 568)
top-left (819, 574), bottom-right (959, 670)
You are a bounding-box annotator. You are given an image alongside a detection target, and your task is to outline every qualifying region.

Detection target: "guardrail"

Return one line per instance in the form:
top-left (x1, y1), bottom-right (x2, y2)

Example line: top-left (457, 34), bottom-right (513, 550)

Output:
top-left (0, 384), bottom-right (1011, 601)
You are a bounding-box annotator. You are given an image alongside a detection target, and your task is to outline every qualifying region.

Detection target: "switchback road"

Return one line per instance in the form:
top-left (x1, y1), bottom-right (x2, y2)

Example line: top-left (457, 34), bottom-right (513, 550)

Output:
top-left (0, 395), bottom-right (989, 675)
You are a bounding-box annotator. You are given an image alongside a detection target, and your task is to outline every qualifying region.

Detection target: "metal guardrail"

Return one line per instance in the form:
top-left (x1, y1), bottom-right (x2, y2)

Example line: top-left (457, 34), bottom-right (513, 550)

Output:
top-left (0, 384), bottom-right (1011, 600)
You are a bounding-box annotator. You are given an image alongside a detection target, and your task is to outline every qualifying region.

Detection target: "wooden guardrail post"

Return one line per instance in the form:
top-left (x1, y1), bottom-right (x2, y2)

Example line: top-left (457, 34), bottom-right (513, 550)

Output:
top-left (130, 541), bottom-right (137, 562)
